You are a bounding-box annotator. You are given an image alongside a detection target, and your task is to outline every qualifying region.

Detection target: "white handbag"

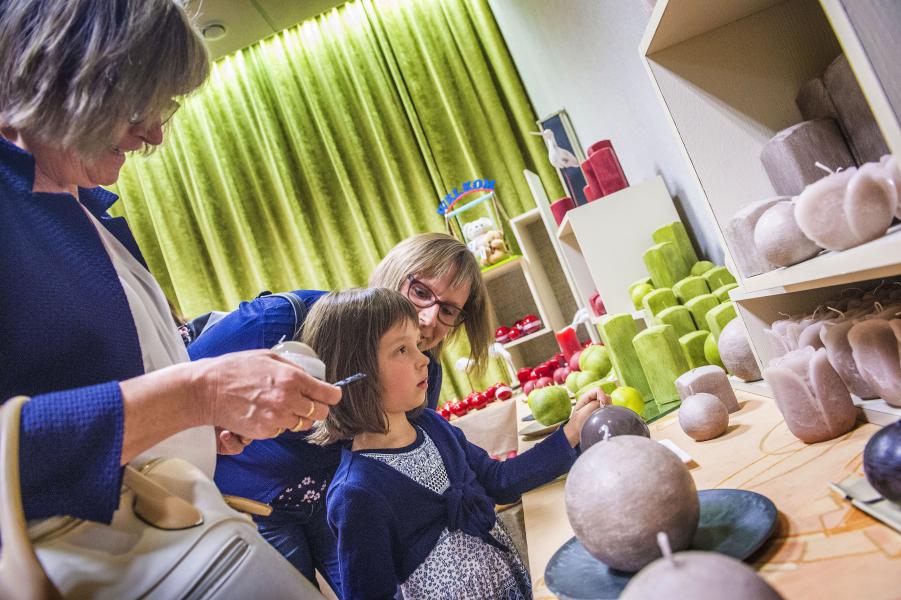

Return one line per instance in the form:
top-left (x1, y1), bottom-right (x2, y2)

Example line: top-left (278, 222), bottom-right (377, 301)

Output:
top-left (0, 396), bottom-right (324, 599)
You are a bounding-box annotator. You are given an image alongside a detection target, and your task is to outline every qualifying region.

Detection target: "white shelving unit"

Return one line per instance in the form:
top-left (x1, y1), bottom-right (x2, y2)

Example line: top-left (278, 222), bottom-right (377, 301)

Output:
top-left (640, 0), bottom-right (901, 424)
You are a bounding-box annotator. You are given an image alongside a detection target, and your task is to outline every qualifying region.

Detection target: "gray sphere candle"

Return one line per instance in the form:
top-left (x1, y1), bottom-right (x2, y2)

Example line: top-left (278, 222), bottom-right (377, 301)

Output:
top-left (620, 532), bottom-right (783, 599)
top-left (564, 436), bottom-right (699, 572)
top-left (679, 393), bottom-right (729, 441)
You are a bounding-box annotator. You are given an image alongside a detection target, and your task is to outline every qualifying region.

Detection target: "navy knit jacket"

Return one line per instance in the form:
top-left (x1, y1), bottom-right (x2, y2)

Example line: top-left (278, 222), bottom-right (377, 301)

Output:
top-left (328, 408), bottom-right (579, 599)
top-left (189, 290), bottom-right (443, 504)
top-left (0, 137), bottom-right (146, 522)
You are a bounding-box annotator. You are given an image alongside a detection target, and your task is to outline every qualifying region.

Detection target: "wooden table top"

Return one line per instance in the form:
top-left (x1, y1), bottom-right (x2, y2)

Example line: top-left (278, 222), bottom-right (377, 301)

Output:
top-left (515, 392), bottom-right (901, 599)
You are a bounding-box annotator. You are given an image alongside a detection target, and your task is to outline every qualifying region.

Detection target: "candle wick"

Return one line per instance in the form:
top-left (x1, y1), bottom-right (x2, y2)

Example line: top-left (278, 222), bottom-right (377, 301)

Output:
top-left (826, 306), bottom-right (844, 318)
top-left (875, 301), bottom-right (884, 313)
top-left (778, 311), bottom-right (791, 319)
top-left (601, 423), bottom-right (611, 442)
top-left (814, 161), bottom-right (835, 175)
top-left (657, 532), bottom-right (675, 566)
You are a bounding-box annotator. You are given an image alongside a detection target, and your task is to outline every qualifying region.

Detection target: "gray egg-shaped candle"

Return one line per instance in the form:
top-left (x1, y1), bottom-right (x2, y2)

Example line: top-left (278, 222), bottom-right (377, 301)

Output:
top-left (621, 533), bottom-right (783, 600)
top-left (564, 436), bottom-right (699, 572)
top-left (679, 393), bottom-right (729, 441)
top-left (580, 405), bottom-right (650, 450)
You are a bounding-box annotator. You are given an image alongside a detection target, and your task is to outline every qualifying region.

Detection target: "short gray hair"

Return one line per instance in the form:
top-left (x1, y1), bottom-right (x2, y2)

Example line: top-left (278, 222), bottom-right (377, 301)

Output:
top-left (0, 0), bottom-right (209, 158)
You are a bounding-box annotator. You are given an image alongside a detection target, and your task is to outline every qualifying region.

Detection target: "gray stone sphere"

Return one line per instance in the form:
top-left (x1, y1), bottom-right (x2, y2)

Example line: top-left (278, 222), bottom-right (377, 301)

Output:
top-left (679, 393), bottom-right (729, 441)
top-left (620, 550), bottom-right (783, 600)
top-left (564, 436), bottom-right (699, 572)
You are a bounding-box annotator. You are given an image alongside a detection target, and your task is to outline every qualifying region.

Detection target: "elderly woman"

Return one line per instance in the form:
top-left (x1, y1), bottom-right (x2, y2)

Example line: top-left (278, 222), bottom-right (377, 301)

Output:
top-left (0, 0), bottom-right (338, 594)
top-left (188, 233), bottom-right (491, 589)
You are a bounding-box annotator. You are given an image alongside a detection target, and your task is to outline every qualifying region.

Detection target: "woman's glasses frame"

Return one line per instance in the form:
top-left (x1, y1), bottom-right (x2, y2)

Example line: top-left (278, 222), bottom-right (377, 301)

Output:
top-left (405, 274), bottom-right (467, 328)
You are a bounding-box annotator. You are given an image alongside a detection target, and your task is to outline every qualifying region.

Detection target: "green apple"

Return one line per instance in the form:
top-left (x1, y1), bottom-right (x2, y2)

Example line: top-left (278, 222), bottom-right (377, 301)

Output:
top-left (703, 332), bottom-right (725, 369)
top-left (528, 385), bottom-right (572, 426)
top-left (690, 260), bottom-right (716, 276)
top-left (576, 376), bottom-right (618, 399)
top-left (630, 283), bottom-right (655, 310)
top-left (565, 371), bottom-right (581, 394)
top-left (575, 369), bottom-right (602, 390)
top-left (611, 386), bottom-right (645, 415)
top-left (579, 345), bottom-right (611, 376)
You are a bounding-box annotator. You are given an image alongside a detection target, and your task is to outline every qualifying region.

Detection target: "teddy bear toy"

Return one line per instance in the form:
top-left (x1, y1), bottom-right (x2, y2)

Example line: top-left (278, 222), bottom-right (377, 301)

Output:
top-left (462, 217), bottom-right (509, 266)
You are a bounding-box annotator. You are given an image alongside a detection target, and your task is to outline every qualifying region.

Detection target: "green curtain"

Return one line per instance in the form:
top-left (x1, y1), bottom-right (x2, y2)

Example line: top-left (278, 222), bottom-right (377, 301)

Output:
top-left (111, 0), bottom-right (563, 402)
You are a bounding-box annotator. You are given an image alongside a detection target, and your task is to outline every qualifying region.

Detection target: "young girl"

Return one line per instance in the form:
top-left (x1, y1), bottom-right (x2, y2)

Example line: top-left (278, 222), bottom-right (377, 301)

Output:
top-left (304, 288), bottom-right (599, 600)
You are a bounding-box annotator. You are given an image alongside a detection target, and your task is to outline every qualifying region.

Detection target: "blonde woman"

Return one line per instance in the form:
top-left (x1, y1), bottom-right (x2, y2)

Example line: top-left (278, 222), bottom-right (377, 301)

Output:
top-left (0, 0), bottom-right (339, 595)
top-left (191, 233), bottom-right (491, 589)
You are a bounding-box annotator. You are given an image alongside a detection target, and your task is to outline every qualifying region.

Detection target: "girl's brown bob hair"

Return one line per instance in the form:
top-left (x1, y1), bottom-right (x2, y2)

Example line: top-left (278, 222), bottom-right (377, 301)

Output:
top-left (305, 287), bottom-right (421, 445)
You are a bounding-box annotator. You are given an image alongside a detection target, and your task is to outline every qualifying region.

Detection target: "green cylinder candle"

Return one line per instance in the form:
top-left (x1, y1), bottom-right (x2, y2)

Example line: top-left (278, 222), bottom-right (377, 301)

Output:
top-left (713, 282), bottom-right (738, 302)
top-left (703, 266), bottom-right (737, 290)
top-left (685, 293), bottom-right (719, 329)
top-left (643, 241), bottom-right (688, 288)
top-left (597, 313), bottom-right (653, 401)
top-left (680, 330), bottom-right (711, 369)
top-left (690, 260), bottom-right (716, 276)
top-left (642, 287), bottom-right (677, 321)
top-left (652, 221), bottom-right (698, 268)
top-left (633, 324), bottom-right (689, 406)
top-left (657, 305), bottom-right (697, 338)
top-left (672, 276), bottom-right (710, 303)
top-left (706, 301), bottom-right (737, 340)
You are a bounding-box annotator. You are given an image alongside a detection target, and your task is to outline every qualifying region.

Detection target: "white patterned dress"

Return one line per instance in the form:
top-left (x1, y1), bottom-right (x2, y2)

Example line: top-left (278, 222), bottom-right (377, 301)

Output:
top-left (360, 428), bottom-right (532, 600)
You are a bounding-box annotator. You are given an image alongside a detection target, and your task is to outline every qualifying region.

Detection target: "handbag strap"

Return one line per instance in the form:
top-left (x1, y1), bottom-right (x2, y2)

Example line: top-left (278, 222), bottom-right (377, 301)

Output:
top-left (0, 396), bottom-right (62, 599)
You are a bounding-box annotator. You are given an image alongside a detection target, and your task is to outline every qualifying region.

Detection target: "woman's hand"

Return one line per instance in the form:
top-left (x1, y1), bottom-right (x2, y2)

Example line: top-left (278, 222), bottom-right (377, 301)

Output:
top-left (562, 388), bottom-right (608, 447)
top-left (191, 349), bottom-right (341, 440)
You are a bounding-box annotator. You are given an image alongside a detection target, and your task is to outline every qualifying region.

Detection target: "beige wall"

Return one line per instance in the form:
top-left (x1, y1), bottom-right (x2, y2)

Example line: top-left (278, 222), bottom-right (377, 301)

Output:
top-left (488, 0), bottom-right (724, 264)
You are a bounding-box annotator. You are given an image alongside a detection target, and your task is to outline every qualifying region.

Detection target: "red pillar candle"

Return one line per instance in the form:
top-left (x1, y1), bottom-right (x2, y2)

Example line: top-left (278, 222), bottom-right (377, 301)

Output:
top-left (556, 326), bottom-right (582, 360)
top-left (550, 196), bottom-right (576, 225)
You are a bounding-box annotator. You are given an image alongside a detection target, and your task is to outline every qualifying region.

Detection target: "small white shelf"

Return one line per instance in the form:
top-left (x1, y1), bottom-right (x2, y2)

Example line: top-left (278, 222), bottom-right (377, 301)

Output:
top-left (738, 225), bottom-right (901, 294)
top-left (503, 327), bottom-right (552, 349)
top-left (480, 255), bottom-right (523, 282)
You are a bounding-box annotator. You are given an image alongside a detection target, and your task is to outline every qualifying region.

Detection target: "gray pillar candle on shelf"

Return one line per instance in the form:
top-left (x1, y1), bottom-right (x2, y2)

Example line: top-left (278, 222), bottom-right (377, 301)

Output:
top-left (675, 365), bottom-right (740, 413)
top-left (763, 346), bottom-right (856, 444)
top-left (753, 200), bottom-right (822, 267)
top-left (820, 319), bottom-right (878, 399)
top-left (847, 319), bottom-right (901, 407)
top-left (724, 197), bottom-right (785, 278)
top-left (796, 76), bottom-right (840, 124)
top-left (760, 119), bottom-right (855, 196)
top-left (823, 54), bottom-right (890, 165)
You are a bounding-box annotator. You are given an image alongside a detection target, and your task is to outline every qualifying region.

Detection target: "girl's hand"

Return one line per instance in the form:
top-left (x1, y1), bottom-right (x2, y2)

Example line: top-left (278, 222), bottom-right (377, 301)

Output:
top-left (216, 427), bottom-right (252, 455)
top-left (562, 389), bottom-right (606, 447)
top-left (190, 350), bottom-right (341, 440)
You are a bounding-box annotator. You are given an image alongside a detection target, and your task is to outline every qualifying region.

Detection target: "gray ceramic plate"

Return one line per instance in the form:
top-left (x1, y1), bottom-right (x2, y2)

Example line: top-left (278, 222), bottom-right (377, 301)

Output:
top-left (519, 420), bottom-right (562, 437)
top-left (544, 489), bottom-right (778, 600)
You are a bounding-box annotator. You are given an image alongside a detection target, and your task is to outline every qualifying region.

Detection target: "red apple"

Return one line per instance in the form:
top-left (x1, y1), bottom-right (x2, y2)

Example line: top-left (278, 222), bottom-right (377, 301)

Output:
top-left (494, 326), bottom-right (511, 344)
top-left (522, 380), bottom-right (537, 396)
top-left (532, 363), bottom-right (554, 379)
top-left (569, 350), bottom-right (583, 372)
top-left (485, 385), bottom-right (497, 400)
top-left (553, 366), bottom-right (571, 385)
top-left (536, 376), bottom-right (554, 389)
top-left (495, 385), bottom-right (513, 400)
top-left (447, 401), bottom-right (467, 417)
top-left (516, 367), bottom-right (532, 386)
top-left (438, 407), bottom-right (451, 420)
top-left (471, 392), bottom-right (488, 410)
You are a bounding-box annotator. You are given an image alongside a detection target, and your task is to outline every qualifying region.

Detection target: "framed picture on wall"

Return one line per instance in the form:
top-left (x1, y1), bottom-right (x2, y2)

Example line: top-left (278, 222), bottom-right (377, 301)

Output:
top-left (537, 109), bottom-right (588, 205)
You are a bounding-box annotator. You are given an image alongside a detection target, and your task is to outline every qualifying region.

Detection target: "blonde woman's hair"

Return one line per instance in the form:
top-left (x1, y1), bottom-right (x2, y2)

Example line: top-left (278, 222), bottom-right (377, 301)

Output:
top-left (305, 288), bottom-right (421, 445)
top-left (370, 233), bottom-right (490, 373)
top-left (0, 0), bottom-right (209, 158)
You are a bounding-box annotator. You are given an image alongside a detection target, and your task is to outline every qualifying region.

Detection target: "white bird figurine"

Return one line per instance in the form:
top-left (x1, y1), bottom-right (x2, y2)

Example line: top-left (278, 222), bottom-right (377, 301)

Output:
top-left (531, 129), bottom-right (581, 169)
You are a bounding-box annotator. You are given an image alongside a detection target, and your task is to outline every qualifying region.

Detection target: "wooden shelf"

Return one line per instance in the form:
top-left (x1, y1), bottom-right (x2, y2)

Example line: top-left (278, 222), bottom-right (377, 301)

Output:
top-left (481, 255), bottom-right (523, 282)
top-left (738, 225), bottom-right (901, 294)
top-left (503, 327), bottom-right (552, 349)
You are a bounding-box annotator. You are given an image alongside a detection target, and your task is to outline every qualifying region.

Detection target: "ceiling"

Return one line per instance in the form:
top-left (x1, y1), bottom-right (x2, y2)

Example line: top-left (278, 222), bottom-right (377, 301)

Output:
top-left (186, 0), bottom-right (347, 60)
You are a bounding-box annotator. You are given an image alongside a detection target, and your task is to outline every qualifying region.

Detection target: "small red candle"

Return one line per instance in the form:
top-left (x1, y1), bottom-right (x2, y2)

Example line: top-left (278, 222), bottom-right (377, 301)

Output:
top-left (556, 326), bottom-right (582, 360)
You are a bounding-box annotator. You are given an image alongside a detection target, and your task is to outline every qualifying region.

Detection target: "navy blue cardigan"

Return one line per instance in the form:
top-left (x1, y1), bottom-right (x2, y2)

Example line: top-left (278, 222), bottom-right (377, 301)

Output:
top-left (328, 409), bottom-right (578, 599)
top-left (0, 137), bottom-right (146, 522)
top-left (189, 291), bottom-right (443, 504)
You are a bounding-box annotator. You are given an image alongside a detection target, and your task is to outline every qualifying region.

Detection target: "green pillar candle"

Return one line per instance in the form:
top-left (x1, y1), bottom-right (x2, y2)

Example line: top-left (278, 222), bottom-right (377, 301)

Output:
top-left (713, 282), bottom-right (738, 302)
top-left (641, 287), bottom-right (677, 321)
top-left (633, 324), bottom-right (689, 406)
top-left (680, 330), bottom-right (711, 369)
top-left (703, 266), bottom-right (737, 290)
top-left (690, 260), bottom-right (716, 276)
top-left (672, 276), bottom-right (710, 303)
top-left (597, 313), bottom-right (653, 401)
top-left (643, 241), bottom-right (688, 288)
top-left (657, 305), bottom-right (697, 338)
top-left (652, 221), bottom-right (698, 268)
top-left (706, 301), bottom-right (737, 340)
top-left (684, 293), bottom-right (719, 329)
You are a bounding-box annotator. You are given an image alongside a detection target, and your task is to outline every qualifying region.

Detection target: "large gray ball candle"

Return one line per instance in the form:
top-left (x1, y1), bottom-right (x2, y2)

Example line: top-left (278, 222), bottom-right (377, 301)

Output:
top-left (679, 393), bottom-right (729, 441)
top-left (718, 318), bottom-right (762, 382)
top-left (620, 533), bottom-right (783, 600)
top-left (564, 436), bottom-right (699, 572)
top-left (753, 201), bottom-right (821, 267)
